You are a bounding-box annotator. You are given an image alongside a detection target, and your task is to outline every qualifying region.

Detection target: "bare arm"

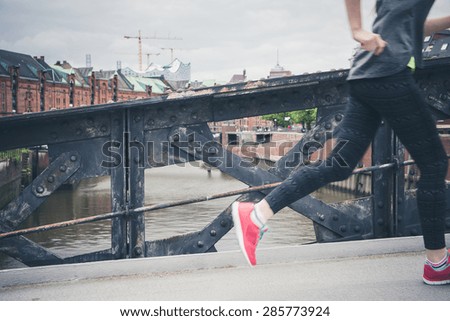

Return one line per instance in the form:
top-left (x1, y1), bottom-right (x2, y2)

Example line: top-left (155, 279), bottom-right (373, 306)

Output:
top-left (345, 0), bottom-right (387, 55)
top-left (424, 16), bottom-right (450, 37)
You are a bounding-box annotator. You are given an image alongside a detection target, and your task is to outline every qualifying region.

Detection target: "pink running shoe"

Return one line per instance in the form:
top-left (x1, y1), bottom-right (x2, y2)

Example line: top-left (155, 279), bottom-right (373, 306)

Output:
top-left (232, 202), bottom-right (268, 266)
top-left (423, 250), bottom-right (450, 285)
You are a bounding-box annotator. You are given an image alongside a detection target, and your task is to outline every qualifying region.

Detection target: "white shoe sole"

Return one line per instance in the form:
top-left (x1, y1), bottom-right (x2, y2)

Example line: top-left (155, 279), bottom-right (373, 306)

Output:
top-left (423, 277), bottom-right (450, 285)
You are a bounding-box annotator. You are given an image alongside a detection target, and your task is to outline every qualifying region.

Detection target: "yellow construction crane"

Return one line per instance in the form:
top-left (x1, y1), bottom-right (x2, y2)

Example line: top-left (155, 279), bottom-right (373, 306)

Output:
top-left (124, 30), bottom-right (182, 71)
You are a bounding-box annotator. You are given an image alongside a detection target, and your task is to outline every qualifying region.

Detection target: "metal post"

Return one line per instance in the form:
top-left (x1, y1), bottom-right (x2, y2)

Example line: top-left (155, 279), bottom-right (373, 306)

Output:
top-left (127, 109), bottom-right (146, 258)
top-left (393, 137), bottom-right (406, 237)
top-left (110, 111), bottom-right (127, 259)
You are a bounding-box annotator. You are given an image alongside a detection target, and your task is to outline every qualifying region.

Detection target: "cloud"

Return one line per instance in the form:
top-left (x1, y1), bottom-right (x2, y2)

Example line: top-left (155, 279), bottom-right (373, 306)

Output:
top-left (1, 0), bottom-right (449, 81)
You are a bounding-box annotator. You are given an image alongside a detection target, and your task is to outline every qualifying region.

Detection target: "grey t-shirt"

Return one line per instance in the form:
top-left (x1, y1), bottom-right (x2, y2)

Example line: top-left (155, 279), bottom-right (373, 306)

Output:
top-left (348, 0), bottom-right (435, 80)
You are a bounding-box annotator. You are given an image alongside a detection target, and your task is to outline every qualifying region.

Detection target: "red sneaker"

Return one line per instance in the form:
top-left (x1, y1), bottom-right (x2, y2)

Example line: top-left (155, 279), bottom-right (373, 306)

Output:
top-left (232, 202), bottom-right (268, 266)
top-left (423, 250), bottom-right (450, 285)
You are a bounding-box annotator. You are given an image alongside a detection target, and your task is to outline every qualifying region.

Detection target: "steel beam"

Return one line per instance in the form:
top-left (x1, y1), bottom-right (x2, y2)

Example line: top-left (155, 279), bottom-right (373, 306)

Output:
top-left (170, 124), bottom-right (370, 240)
top-left (128, 109), bottom-right (146, 258)
top-left (1, 64), bottom-right (450, 152)
top-left (110, 111), bottom-right (128, 259)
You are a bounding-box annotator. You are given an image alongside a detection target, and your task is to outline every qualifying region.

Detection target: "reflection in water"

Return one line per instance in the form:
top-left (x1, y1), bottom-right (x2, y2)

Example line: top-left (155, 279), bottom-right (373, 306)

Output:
top-left (0, 162), bottom-right (355, 270)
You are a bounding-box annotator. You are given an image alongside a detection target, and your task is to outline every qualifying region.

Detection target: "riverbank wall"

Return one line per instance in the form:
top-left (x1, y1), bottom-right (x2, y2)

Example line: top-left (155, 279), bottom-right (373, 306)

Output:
top-left (0, 149), bottom-right (49, 209)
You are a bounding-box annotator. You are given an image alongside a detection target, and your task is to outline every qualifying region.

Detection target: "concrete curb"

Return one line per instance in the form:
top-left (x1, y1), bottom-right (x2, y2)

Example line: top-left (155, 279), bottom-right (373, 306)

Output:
top-left (0, 234), bottom-right (448, 289)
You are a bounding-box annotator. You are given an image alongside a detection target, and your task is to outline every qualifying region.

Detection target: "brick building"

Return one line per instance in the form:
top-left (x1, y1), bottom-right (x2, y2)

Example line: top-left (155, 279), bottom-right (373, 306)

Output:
top-left (0, 49), bottom-right (170, 116)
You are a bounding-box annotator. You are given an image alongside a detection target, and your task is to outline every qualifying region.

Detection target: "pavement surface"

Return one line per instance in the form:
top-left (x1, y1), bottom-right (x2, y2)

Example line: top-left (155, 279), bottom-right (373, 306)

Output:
top-left (1, 235), bottom-right (449, 301)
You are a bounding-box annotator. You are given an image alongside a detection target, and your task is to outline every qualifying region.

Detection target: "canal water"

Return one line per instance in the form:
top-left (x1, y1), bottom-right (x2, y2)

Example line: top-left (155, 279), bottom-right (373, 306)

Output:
top-left (0, 162), bottom-right (354, 270)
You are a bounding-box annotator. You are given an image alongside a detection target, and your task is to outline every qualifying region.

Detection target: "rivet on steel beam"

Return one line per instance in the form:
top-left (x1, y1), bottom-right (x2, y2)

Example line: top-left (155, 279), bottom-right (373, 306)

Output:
top-left (134, 116), bottom-right (141, 123)
top-left (354, 225), bottom-right (361, 233)
top-left (47, 175), bottom-right (55, 183)
top-left (220, 220), bottom-right (228, 227)
top-left (191, 112), bottom-right (198, 120)
top-left (147, 119), bottom-right (155, 126)
top-left (133, 246), bottom-right (143, 256)
top-left (318, 215), bottom-right (325, 221)
top-left (377, 218), bottom-right (384, 226)
top-left (335, 114), bottom-right (343, 122)
top-left (208, 146), bottom-right (218, 155)
top-left (195, 147), bottom-right (202, 153)
top-left (188, 135), bottom-right (194, 142)
top-left (332, 215), bottom-right (339, 221)
top-left (377, 201), bottom-right (384, 208)
top-left (172, 134), bottom-right (180, 142)
top-left (100, 125), bottom-right (107, 132)
top-left (325, 123), bottom-right (332, 130)
top-left (60, 165), bottom-right (67, 172)
top-left (170, 116), bottom-right (177, 123)
top-left (339, 225), bottom-right (347, 233)
top-left (197, 241), bottom-right (204, 248)
top-left (210, 230), bottom-right (217, 237)
top-left (313, 133), bottom-right (321, 141)
top-left (70, 155), bottom-right (77, 162)
top-left (36, 186), bottom-right (44, 194)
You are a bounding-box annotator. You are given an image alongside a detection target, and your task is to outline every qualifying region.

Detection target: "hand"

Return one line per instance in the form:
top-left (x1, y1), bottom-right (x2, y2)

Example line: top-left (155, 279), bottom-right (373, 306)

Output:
top-left (352, 29), bottom-right (388, 56)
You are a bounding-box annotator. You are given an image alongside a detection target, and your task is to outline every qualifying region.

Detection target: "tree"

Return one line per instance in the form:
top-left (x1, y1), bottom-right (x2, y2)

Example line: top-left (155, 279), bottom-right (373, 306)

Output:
top-left (290, 109), bottom-right (317, 130)
top-left (262, 108), bottom-right (317, 130)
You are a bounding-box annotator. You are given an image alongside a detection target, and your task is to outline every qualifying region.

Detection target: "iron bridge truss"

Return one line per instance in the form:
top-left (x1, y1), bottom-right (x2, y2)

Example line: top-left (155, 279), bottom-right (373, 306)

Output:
top-left (1, 62), bottom-right (450, 267)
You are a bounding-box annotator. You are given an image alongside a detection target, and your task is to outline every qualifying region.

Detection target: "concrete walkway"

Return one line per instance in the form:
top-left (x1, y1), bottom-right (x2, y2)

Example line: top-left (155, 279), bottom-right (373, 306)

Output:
top-left (1, 235), bottom-right (449, 301)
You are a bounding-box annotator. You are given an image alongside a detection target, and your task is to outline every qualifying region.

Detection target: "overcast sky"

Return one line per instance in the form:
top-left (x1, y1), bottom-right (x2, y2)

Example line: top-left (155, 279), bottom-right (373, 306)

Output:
top-left (0, 0), bottom-right (449, 82)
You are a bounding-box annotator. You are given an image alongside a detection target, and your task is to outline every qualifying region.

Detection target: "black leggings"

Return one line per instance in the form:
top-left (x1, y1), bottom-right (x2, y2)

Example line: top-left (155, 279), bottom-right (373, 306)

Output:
top-left (265, 69), bottom-right (448, 250)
